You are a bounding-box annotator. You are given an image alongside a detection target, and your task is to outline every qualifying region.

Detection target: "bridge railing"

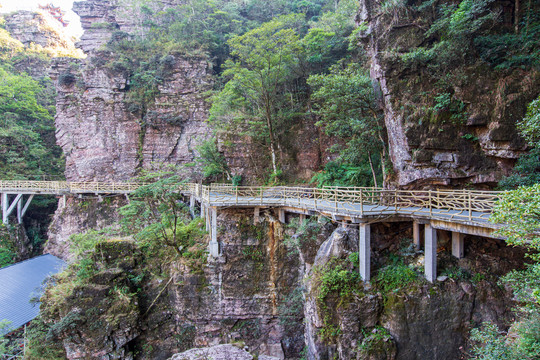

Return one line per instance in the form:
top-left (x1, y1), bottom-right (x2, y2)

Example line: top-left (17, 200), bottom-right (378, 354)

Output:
top-left (0, 180), bottom-right (141, 194)
top-left (193, 184), bottom-right (500, 222)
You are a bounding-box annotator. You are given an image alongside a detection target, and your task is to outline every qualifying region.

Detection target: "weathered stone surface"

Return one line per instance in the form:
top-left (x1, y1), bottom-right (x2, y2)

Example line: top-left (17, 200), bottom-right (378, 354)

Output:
top-left (304, 225), bottom-right (520, 360)
top-left (169, 344), bottom-right (253, 360)
top-left (3, 10), bottom-right (80, 55)
top-left (358, 0), bottom-right (540, 188)
top-left (45, 197), bottom-right (127, 260)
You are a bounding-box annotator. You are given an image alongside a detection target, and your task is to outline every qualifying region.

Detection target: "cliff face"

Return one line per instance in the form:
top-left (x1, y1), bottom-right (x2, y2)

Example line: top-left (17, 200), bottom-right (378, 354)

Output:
top-left (39, 210), bottom-right (523, 359)
top-left (53, 0), bottom-right (212, 182)
top-left (358, 0), bottom-right (540, 188)
top-left (3, 10), bottom-right (75, 50)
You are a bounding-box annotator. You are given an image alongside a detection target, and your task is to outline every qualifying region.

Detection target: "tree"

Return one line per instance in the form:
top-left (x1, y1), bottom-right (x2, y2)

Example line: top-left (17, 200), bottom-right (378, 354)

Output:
top-left (308, 62), bottom-right (386, 186)
top-left (195, 138), bottom-right (231, 181)
top-left (119, 168), bottom-right (203, 256)
top-left (210, 14), bottom-right (304, 176)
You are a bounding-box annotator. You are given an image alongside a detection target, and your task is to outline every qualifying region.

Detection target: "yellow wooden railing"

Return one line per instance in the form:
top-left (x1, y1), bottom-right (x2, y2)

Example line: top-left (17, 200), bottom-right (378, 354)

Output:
top-left (0, 181), bottom-right (500, 223)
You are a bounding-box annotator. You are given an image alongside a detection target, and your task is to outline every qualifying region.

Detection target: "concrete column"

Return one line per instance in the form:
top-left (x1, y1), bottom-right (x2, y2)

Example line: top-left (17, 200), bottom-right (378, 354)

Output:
top-left (254, 207), bottom-right (260, 225)
top-left (209, 207), bottom-right (219, 257)
top-left (359, 223), bottom-right (371, 281)
top-left (413, 221), bottom-right (421, 250)
top-left (278, 208), bottom-right (286, 223)
top-left (1, 193), bottom-right (7, 225)
top-left (189, 195), bottom-right (195, 210)
top-left (17, 196), bottom-right (22, 224)
top-left (452, 232), bottom-right (465, 259)
top-left (201, 204), bottom-right (206, 219)
top-left (425, 224), bottom-right (437, 282)
top-left (205, 206), bottom-right (210, 232)
top-left (299, 213), bottom-right (306, 224)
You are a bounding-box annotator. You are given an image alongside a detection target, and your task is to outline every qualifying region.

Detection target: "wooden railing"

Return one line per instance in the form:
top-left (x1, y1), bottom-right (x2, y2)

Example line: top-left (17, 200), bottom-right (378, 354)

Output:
top-left (0, 180), bottom-right (501, 223)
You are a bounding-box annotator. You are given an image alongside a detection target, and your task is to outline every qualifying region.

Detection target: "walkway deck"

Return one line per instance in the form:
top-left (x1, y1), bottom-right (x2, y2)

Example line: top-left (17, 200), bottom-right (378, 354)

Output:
top-left (0, 180), bottom-right (506, 283)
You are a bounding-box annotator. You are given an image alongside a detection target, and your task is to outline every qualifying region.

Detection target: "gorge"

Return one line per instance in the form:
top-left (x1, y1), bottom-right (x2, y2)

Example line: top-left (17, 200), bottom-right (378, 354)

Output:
top-left (0, 0), bottom-right (539, 359)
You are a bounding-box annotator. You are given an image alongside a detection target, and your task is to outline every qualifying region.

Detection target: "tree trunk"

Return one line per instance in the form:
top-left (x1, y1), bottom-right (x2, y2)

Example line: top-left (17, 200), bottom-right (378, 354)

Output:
top-left (368, 152), bottom-right (378, 188)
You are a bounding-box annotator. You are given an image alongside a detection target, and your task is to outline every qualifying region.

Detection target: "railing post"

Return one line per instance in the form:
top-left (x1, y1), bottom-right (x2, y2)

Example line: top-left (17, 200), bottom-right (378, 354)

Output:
top-left (429, 190), bottom-right (432, 217)
top-left (468, 192), bottom-right (472, 220)
top-left (360, 189), bottom-right (364, 217)
top-left (260, 186), bottom-right (263, 205)
top-left (394, 189), bottom-right (398, 212)
top-left (334, 189), bottom-right (338, 212)
top-left (235, 186), bottom-right (238, 205)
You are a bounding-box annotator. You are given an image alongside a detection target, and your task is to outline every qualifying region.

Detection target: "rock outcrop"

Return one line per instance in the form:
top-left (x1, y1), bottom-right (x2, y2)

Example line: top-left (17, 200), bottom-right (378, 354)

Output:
top-left (53, 0), bottom-right (213, 182)
top-left (358, 0), bottom-right (540, 188)
top-left (40, 209), bottom-right (524, 359)
top-left (3, 10), bottom-right (82, 56)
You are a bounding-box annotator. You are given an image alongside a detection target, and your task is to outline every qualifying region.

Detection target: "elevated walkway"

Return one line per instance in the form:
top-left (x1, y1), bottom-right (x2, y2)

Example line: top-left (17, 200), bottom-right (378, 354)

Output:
top-left (0, 181), bottom-right (504, 282)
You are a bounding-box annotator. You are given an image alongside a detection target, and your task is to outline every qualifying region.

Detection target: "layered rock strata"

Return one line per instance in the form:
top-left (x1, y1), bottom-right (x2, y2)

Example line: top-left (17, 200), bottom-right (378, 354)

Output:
top-left (358, 0), bottom-right (540, 188)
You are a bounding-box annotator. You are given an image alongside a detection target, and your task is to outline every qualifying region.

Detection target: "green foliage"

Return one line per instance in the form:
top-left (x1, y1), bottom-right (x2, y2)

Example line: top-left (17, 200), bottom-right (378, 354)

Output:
top-left (308, 62), bottom-right (386, 185)
top-left (310, 160), bottom-right (377, 187)
top-left (210, 14), bottom-right (305, 175)
top-left (470, 322), bottom-right (516, 360)
top-left (278, 286), bottom-right (305, 330)
top-left (499, 148), bottom-right (540, 189)
top-left (518, 95), bottom-right (540, 148)
top-left (491, 184), bottom-right (540, 261)
top-left (311, 258), bottom-right (361, 343)
top-left (195, 138), bottom-right (230, 180)
top-left (25, 316), bottom-right (66, 360)
top-left (119, 168), bottom-right (206, 258)
top-left (441, 266), bottom-right (471, 280)
top-left (0, 247), bottom-right (14, 268)
top-left (0, 320), bottom-right (16, 358)
top-left (0, 66), bottom-right (63, 179)
top-left (374, 263), bottom-right (418, 298)
top-left (358, 326), bottom-right (393, 356)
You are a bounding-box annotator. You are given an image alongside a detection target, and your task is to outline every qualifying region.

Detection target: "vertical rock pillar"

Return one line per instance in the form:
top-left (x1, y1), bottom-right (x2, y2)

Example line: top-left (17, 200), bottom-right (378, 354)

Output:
top-left (413, 221), bottom-right (421, 250)
top-left (452, 232), bottom-right (464, 259)
top-left (359, 222), bottom-right (371, 281)
top-left (425, 224), bottom-right (437, 282)
top-left (209, 207), bottom-right (219, 257)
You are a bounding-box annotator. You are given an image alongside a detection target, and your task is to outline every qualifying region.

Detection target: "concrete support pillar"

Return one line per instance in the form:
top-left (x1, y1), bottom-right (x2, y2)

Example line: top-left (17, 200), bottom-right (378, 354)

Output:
top-left (209, 207), bottom-right (219, 257)
top-left (413, 221), bottom-right (421, 250)
top-left (2, 193), bottom-right (21, 225)
top-left (62, 195), bottom-right (67, 208)
top-left (201, 204), bottom-right (206, 219)
top-left (189, 196), bottom-right (195, 212)
top-left (205, 206), bottom-right (210, 232)
top-left (341, 221), bottom-right (348, 228)
top-left (17, 197), bottom-right (22, 224)
top-left (425, 224), bottom-right (437, 283)
top-left (1, 193), bottom-right (7, 225)
top-left (299, 213), bottom-right (306, 224)
top-left (278, 208), bottom-right (286, 223)
top-left (452, 232), bottom-right (465, 259)
top-left (359, 223), bottom-right (371, 282)
top-left (254, 207), bottom-right (260, 225)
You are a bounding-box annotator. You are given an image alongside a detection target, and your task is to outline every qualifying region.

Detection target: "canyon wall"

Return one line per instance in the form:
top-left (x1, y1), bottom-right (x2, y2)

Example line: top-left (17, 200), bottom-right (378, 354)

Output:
top-left (358, 0), bottom-right (540, 188)
top-left (40, 209), bottom-right (523, 359)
